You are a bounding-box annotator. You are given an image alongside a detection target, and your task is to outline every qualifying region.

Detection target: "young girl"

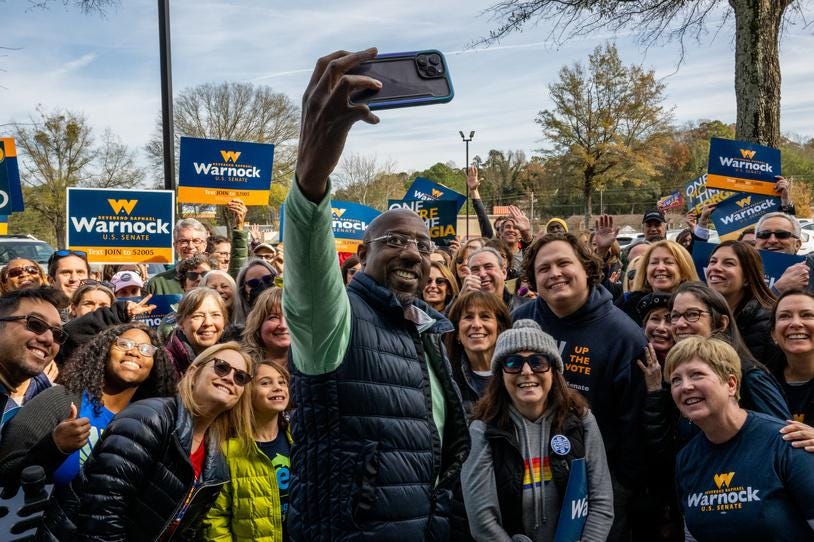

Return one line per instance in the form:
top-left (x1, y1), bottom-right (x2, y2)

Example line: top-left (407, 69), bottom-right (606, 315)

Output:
top-left (204, 360), bottom-right (292, 541)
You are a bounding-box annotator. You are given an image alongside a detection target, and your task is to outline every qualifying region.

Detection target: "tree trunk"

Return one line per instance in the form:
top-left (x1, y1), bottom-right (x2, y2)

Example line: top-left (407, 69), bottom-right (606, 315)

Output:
top-left (582, 167), bottom-right (594, 230)
top-left (730, 0), bottom-right (789, 147)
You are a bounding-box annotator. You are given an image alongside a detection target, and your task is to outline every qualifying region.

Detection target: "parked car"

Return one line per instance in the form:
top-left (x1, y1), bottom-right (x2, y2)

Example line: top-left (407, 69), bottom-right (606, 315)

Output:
top-left (799, 230), bottom-right (814, 256)
top-left (0, 235), bottom-right (55, 270)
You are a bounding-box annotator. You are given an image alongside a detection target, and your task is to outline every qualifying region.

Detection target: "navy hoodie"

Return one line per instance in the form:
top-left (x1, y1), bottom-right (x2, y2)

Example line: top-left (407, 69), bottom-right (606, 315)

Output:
top-left (513, 285), bottom-right (647, 487)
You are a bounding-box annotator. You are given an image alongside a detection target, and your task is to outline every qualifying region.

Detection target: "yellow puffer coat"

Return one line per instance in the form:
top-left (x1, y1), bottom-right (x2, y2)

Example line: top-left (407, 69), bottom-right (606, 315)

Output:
top-left (203, 432), bottom-right (292, 542)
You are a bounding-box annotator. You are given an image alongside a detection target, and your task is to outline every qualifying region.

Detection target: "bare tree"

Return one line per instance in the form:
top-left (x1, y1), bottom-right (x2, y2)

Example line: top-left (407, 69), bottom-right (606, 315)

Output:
top-left (333, 153), bottom-right (401, 209)
top-left (479, 0), bottom-right (805, 147)
top-left (13, 108), bottom-right (143, 247)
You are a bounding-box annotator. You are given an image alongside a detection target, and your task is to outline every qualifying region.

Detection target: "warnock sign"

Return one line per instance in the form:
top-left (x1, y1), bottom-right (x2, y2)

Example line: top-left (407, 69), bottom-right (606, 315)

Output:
top-left (178, 136), bottom-right (275, 206)
top-left (0, 138), bottom-right (25, 214)
top-left (684, 173), bottom-right (735, 216)
top-left (404, 177), bottom-right (467, 212)
top-left (66, 187), bottom-right (176, 264)
top-left (711, 192), bottom-right (780, 241)
top-left (706, 137), bottom-right (781, 196)
top-left (388, 199), bottom-right (457, 245)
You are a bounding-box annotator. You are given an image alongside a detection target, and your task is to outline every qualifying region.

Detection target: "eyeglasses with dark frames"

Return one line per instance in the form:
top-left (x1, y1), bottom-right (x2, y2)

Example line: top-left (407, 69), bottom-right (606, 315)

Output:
top-left (755, 230), bottom-right (797, 240)
top-left (501, 353), bottom-right (552, 374)
top-left (0, 314), bottom-right (68, 344)
top-left (668, 309), bottom-right (710, 323)
top-left (6, 265), bottom-right (40, 279)
top-left (209, 358), bottom-right (253, 386)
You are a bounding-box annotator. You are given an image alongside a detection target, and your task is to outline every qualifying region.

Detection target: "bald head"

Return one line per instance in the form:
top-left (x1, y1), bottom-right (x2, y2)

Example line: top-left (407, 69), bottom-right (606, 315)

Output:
top-left (364, 208), bottom-right (429, 243)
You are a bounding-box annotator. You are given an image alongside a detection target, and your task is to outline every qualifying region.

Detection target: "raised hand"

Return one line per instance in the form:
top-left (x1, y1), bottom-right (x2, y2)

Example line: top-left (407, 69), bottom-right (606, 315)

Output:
top-left (466, 166), bottom-right (481, 193)
top-left (127, 294), bottom-right (157, 318)
top-left (592, 214), bottom-right (618, 257)
top-left (636, 343), bottom-right (664, 392)
top-left (226, 199), bottom-right (248, 230)
top-left (507, 206), bottom-right (531, 236)
top-left (52, 402), bottom-right (91, 454)
top-left (296, 48), bottom-right (381, 202)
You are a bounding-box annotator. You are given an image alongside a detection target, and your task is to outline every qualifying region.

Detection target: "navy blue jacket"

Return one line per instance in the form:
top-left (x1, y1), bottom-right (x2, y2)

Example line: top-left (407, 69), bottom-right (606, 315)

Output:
top-left (513, 285), bottom-right (647, 487)
top-left (288, 273), bottom-right (471, 541)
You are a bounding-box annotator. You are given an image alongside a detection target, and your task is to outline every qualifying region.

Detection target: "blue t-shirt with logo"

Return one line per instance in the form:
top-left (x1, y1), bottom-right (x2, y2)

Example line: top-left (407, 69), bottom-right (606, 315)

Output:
top-left (52, 391), bottom-right (115, 487)
top-left (676, 411), bottom-right (814, 542)
top-left (258, 432), bottom-right (291, 529)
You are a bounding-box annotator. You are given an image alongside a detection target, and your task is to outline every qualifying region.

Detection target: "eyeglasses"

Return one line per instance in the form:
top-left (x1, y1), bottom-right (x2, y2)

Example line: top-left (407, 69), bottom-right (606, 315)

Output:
top-left (185, 271), bottom-right (206, 282)
top-left (755, 230), bottom-right (797, 240)
top-left (47, 250), bottom-right (87, 267)
top-left (0, 314), bottom-right (68, 344)
top-left (209, 358), bottom-right (253, 386)
top-left (80, 279), bottom-right (116, 290)
top-left (668, 309), bottom-right (710, 323)
top-left (425, 277), bottom-right (449, 287)
top-left (176, 238), bottom-right (207, 247)
top-left (7, 265), bottom-right (40, 279)
top-left (246, 274), bottom-right (275, 290)
top-left (114, 337), bottom-right (158, 357)
top-left (501, 353), bottom-right (552, 374)
top-left (370, 232), bottom-right (435, 255)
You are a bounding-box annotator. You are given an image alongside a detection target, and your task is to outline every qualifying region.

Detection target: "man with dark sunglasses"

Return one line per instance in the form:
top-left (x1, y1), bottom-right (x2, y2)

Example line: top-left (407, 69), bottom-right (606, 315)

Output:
top-left (755, 211), bottom-right (814, 294)
top-left (0, 288), bottom-right (68, 438)
top-left (282, 49), bottom-right (470, 541)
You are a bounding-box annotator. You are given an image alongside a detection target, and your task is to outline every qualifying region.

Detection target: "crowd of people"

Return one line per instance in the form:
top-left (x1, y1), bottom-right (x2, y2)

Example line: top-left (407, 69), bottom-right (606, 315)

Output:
top-left (0, 48), bottom-right (813, 541)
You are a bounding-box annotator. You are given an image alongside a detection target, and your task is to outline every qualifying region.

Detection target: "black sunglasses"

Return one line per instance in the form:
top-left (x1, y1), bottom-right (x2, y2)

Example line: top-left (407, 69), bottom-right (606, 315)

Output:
top-left (246, 274), bottom-right (275, 290)
top-left (80, 279), bottom-right (115, 290)
top-left (185, 271), bottom-right (206, 282)
top-left (47, 250), bottom-right (88, 267)
top-left (7, 265), bottom-right (40, 279)
top-left (755, 230), bottom-right (797, 240)
top-left (501, 353), bottom-right (552, 374)
top-left (0, 314), bottom-right (68, 344)
top-left (209, 358), bottom-right (253, 386)
top-left (425, 277), bottom-right (449, 287)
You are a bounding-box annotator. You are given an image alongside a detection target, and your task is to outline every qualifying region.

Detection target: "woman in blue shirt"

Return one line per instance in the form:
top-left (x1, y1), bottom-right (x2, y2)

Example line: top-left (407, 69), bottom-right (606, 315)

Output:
top-left (0, 323), bottom-right (177, 491)
top-left (667, 336), bottom-right (814, 541)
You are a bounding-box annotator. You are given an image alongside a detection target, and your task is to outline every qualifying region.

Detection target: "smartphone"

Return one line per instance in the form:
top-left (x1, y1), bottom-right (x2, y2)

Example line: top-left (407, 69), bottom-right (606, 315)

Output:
top-left (348, 50), bottom-right (454, 110)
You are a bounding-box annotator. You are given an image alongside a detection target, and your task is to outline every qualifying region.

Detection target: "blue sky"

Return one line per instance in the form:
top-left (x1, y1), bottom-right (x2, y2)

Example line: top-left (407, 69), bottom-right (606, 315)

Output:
top-left (2, 0), bottom-right (813, 179)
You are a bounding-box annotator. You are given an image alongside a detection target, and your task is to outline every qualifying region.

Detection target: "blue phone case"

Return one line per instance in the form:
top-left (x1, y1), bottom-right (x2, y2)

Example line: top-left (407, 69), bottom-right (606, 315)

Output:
top-left (349, 50), bottom-right (454, 110)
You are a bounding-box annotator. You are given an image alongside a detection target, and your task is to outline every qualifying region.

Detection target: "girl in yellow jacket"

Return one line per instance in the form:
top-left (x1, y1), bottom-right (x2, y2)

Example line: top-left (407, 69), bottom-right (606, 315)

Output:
top-left (204, 359), bottom-right (292, 542)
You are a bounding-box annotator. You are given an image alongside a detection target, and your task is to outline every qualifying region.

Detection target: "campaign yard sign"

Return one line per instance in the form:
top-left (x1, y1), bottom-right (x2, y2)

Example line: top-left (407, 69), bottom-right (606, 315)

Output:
top-left (178, 136), bottom-right (274, 206)
top-left (124, 294), bottom-right (182, 329)
top-left (0, 216), bottom-right (7, 235)
top-left (0, 137), bottom-right (25, 214)
top-left (388, 199), bottom-right (457, 245)
top-left (329, 200), bottom-right (381, 253)
top-left (278, 200), bottom-right (381, 254)
top-left (711, 192), bottom-right (780, 241)
top-left (706, 137), bottom-right (781, 196)
top-left (692, 241), bottom-right (804, 292)
top-left (553, 458), bottom-right (588, 542)
top-left (404, 177), bottom-right (467, 212)
top-left (684, 174), bottom-right (735, 216)
top-left (67, 188), bottom-right (175, 264)
top-left (657, 190), bottom-right (684, 212)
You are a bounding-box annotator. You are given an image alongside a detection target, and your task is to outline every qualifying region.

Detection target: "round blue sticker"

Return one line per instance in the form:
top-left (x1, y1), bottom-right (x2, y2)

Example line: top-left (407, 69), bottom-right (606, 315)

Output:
top-left (551, 434), bottom-right (571, 456)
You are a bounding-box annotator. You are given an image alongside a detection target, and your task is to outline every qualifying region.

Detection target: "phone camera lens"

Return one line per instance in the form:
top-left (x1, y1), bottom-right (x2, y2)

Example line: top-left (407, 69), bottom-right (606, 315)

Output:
top-left (428, 54), bottom-right (441, 65)
top-left (426, 65), bottom-right (437, 76)
top-left (416, 55), bottom-right (428, 66)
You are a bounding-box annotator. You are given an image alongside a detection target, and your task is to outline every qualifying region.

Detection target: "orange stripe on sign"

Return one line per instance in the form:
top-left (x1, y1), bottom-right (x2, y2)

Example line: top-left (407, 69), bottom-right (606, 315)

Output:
top-left (0, 138), bottom-right (17, 158)
top-left (335, 238), bottom-right (362, 253)
top-left (705, 174), bottom-right (779, 197)
top-left (69, 246), bottom-right (174, 265)
top-left (177, 186), bottom-right (269, 206)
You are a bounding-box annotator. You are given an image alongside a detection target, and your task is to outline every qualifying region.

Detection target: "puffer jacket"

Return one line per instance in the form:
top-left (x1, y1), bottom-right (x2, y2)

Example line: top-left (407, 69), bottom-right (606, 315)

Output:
top-left (38, 395), bottom-right (229, 542)
top-left (203, 432), bottom-right (293, 542)
top-left (736, 298), bottom-right (784, 373)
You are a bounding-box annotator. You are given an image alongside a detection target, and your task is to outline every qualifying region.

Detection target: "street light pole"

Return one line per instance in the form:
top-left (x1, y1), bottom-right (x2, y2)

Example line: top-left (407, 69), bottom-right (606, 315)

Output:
top-left (158, 0), bottom-right (175, 191)
top-left (459, 130), bottom-right (474, 238)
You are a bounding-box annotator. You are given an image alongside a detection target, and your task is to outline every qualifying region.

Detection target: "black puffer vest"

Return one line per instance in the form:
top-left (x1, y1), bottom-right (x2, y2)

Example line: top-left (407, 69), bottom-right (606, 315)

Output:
top-left (289, 272), bottom-right (470, 541)
top-left (484, 412), bottom-right (585, 536)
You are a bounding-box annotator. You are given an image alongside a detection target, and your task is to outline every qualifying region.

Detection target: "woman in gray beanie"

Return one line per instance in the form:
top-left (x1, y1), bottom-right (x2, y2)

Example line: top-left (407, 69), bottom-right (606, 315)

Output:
top-left (461, 319), bottom-right (614, 542)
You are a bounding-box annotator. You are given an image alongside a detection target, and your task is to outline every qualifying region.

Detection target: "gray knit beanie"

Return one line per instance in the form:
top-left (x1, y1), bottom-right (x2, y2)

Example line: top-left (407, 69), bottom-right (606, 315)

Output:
top-left (491, 319), bottom-right (563, 373)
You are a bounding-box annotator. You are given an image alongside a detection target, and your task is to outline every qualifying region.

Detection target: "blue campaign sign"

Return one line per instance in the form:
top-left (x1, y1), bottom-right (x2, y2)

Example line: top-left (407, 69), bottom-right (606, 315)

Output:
top-left (404, 177), bottom-right (466, 212)
top-left (553, 458), bottom-right (588, 542)
top-left (123, 294), bottom-right (182, 329)
top-left (279, 200), bottom-right (381, 253)
top-left (0, 138), bottom-right (25, 213)
top-left (388, 199), bottom-right (457, 244)
top-left (711, 192), bottom-right (780, 240)
top-left (692, 241), bottom-right (804, 292)
top-left (66, 187), bottom-right (175, 264)
top-left (684, 173), bottom-right (734, 216)
top-left (706, 137), bottom-right (781, 196)
top-left (178, 136), bottom-right (275, 205)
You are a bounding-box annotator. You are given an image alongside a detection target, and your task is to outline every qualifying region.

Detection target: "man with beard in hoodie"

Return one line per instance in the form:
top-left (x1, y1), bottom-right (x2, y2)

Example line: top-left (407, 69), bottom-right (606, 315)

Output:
top-left (281, 48), bottom-right (470, 542)
top-left (512, 232), bottom-right (646, 542)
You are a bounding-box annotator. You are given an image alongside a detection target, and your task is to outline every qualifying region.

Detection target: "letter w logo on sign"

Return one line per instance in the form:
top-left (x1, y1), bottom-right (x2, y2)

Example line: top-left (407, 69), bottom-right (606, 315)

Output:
top-left (332, 208), bottom-right (346, 218)
top-left (107, 199), bottom-right (138, 215)
top-left (431, 189), bottom-right (443, 198)
top-left (714, 472), bottom-right (735, 489)
top-left (220, 150), bottom-right (241, 163)
top-left (739, 149), bottom-right (757, 160)
top-left (735, 196), bottom-right (752, 208)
